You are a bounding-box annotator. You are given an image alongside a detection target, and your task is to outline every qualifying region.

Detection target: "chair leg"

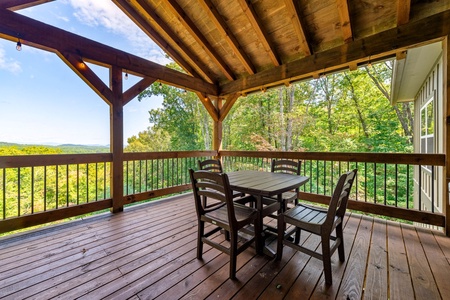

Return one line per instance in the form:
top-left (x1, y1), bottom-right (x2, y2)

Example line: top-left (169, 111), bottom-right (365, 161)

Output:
top-left (294, 228), bottom-right (301, 244)
top-left (276, 214), bottom-right (284, 260)
top-left (321, 236), bottom-right (333, 285)
top-left (229, 231), bottom-right (238, 280)
top-left (224, 230), bottom-right (230, 241)
top-left (197, 220), bottom-right (204, 259)
top-left (336, 223), bottom-right (345, 262)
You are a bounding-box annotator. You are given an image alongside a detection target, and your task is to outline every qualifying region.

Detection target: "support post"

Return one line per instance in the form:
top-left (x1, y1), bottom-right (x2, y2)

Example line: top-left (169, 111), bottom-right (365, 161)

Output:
top-left (214, 98), bottom-right (223, 159)
top-left (110, 65), bottom-right (124, 213)
top-left (444, 36), bottom-right (450, 235)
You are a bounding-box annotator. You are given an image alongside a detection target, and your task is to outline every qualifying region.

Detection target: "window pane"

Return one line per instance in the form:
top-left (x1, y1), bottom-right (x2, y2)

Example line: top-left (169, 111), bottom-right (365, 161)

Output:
top-left (427, 100), bottom-right (434, 135)
top-left (421, 108), bottom-right (426, 136)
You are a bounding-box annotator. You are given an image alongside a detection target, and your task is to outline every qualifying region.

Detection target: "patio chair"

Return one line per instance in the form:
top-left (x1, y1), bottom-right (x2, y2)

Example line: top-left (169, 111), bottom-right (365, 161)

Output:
top-left (189, 169), bottom-right (260, 280)
top-left (276, 169), bottom-right (357, 285)
top-left (198, 159), bottom-right (244, 207)
top-left (270, 159), bottom-right (302, 210)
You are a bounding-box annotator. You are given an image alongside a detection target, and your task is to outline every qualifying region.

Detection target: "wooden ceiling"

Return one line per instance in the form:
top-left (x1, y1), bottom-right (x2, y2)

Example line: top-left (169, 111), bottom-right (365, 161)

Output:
top-left (1, 0), bottom-right (450, 102)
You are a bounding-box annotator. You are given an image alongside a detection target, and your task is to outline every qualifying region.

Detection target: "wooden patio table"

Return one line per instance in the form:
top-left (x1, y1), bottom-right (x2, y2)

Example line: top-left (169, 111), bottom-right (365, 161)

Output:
top-left (227, 170), bottom-right (309, 256)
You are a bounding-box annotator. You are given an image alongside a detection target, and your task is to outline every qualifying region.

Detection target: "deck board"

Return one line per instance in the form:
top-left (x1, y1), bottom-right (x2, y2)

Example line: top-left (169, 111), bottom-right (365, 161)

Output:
top-left (1, 193), bottom-right (449, 300)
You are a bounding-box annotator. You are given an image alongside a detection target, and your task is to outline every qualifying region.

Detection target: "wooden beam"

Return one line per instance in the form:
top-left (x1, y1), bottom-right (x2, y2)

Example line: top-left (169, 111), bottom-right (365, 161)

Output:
top-left (397, 0), bottom-right (411, 25)
top-left (0, 0), bottom-right (53, 10)
top-left (165, 0), bottom-right (236, 81)
top-left (199, 0), bottom-right (256, 75)
top-left (123, 76), bottom-right (156, 105)
top-left (219, 94), bottom-right (240, 121)
top-left (220, 9), bottom-right (450, 96)
top-left (110, 65), bottom-right (124, 213)
top-left (113, 0), bottom-right (207, 83)
top-left (0, 8), bottom-right (218, 97)
top-left (283, 0), bottom-right (312, 56)
top-left (196, 92), bottom-right (219, 122)
top-left (336, 0), bottom-right (353, 43)
top-left (236, 0), bottom-right (282, 66)
top-left (59, 52), bottom-right (113, 104)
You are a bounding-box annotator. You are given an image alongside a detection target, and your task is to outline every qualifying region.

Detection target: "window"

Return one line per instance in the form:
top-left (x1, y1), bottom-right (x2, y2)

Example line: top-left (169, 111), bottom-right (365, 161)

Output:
top-left (420, 97), bottom-right (434, 170)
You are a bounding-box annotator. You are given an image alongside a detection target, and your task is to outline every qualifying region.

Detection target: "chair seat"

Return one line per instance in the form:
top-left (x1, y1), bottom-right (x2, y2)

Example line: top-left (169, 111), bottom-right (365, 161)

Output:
top-left (284, 203), bottom-right (340, 236)
top-left (205, 201), bottom-right (258, 225)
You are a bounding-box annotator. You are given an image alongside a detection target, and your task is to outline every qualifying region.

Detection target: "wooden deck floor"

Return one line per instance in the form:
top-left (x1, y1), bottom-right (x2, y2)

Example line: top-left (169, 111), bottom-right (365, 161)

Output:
top-left (1, 193), bottom-right (450, 300)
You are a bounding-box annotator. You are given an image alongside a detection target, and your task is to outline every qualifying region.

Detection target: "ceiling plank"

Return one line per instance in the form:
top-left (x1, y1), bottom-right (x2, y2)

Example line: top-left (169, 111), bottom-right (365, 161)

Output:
top-left (219, 8), bottom-right (450, 96)
top-left (219, 93), bottom-right (240, 121)
top-left (60, 52), bottom-right (113, 105)
top-left (123, 77), bottom-right (157, 105)
top-left (283, 0), bottom-right (312, 56)
top-left (133, 0), bottom-right (217, 84)
top-left (336, 0), bottom-right (353, 43)
top-left (0, 8), bottom-right (218, 97)
top-left (236, 0), bottom-right (282, 66)
top-left (0, 0), bottom-right (53, 10)
top-left (113, 0), bottom-right (207, 83)
top-left (397, 0), bottom-right (411, 25)
top-left (165, 0), bottom-right (235, 80)
top-left (199, 0), bottom-right (256, 75)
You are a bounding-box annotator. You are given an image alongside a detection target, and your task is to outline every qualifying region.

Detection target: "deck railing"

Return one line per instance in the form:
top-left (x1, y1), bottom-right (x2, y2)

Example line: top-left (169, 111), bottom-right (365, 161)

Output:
top-left (221, 151), bottom-right (446, 227)
top-left (0, 150), bottom-right (446, 234)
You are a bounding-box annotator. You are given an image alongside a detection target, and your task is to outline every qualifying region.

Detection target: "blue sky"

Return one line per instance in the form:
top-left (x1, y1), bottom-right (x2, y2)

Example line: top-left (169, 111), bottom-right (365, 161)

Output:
top-left (0, 0), bottom-right (170, 146)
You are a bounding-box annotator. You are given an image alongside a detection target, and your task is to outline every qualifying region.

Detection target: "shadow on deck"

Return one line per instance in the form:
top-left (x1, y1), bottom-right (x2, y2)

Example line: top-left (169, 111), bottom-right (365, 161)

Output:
top-left (1, 193), bottom-right (449, 299)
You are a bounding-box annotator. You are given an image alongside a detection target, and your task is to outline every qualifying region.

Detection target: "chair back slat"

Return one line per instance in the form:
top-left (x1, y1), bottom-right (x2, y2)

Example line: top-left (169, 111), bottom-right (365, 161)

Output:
top-left (324, 169), bottom-right (357, 229)
top-left (198, 159), bottom-right (223, 173)
top-left (271, 159), bottom-right (301, 175)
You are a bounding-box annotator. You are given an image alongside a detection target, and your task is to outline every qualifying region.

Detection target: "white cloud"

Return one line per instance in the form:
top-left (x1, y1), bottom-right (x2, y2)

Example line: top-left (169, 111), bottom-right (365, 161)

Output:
top-left (0, 47), bottom-right (22, 74)
top-left (67, 0), bottom-right (170, 65)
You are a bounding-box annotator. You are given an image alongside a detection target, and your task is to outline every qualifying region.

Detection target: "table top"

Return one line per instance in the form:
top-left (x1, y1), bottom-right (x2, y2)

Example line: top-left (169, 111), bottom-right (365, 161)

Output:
top-left (227, 170), bottom-right (309, 198)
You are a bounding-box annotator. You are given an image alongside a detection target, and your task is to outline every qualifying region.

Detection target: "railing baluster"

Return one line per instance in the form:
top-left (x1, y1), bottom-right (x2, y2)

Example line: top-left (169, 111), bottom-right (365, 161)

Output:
top-left (31, 166), bottom-right (35, 213)
top-left (67, 164), bottom-right (70, 206)
top-left (384, 164), bottom-right (387, 206)
top-left (17, 168), bottom-right (21, 216)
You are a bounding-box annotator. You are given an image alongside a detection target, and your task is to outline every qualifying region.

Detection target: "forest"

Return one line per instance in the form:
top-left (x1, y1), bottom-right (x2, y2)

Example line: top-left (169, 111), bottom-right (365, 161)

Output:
top-left (127, 60), bottom-right (413, 154)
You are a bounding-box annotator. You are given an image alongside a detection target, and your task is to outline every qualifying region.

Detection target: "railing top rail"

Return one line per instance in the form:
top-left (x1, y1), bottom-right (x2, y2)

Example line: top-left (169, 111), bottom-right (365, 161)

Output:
top-left (219, 150), bottom-right (446, 166)
top-left (0, 153), bottom-right (113, 168)
top-left (124, 150), bottom-right (218, 160)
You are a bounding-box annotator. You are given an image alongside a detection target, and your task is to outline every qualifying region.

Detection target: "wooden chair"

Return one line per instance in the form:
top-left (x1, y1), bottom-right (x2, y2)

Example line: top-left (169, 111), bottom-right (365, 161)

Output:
top-left (276, 169), bottom-right (357, 285)
top-left (271, 159), bottom-right (302, 209)
top-left (189, 169), bottom-right (260, 279)
top-left (198, 159), bottom-right (244, 207)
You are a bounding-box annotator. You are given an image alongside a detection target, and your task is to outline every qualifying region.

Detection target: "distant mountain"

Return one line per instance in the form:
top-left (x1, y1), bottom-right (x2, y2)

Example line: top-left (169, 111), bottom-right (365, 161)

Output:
top-left (0, 142), bottom-right (110, 154)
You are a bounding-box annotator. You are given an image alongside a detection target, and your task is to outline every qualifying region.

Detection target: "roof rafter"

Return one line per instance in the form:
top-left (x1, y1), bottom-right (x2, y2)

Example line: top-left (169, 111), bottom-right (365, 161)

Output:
top-left (113, 0), bottom-right (207, 83)
top-left (220, 8), bottom-right (450, 96)
top-left (199, 0), bottom-right (256, 75)
top-left (165, 0), bottom-right (235, 80)
top-left (0, 0), bottom-right (52, 10)
top-left (397, 0), bottom-right (411, 25)
top-left (336, 0), bottom-right (353, 43)
top-left (132, 0), bottom-right (217, 84)
top-left (0, 8), bottom-right (218, 97)
top-left (283, 0), bottom-right (312, 56)
top-left (236, 0), bottom-right (282, 66)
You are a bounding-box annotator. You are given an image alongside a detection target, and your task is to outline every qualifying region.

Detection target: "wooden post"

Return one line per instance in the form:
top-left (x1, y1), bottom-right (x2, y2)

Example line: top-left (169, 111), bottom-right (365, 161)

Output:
top-left (110, 65), bottom-right (124, 213)
top-left (444, 36), bottom-right (450, 235)
top-left (214, 98), bottom-right (223, 158)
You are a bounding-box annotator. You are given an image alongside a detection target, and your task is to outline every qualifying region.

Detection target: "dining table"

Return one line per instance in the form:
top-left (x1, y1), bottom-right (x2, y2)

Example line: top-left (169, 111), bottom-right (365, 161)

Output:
top-left (227, 170), bottom-right (309, 256)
